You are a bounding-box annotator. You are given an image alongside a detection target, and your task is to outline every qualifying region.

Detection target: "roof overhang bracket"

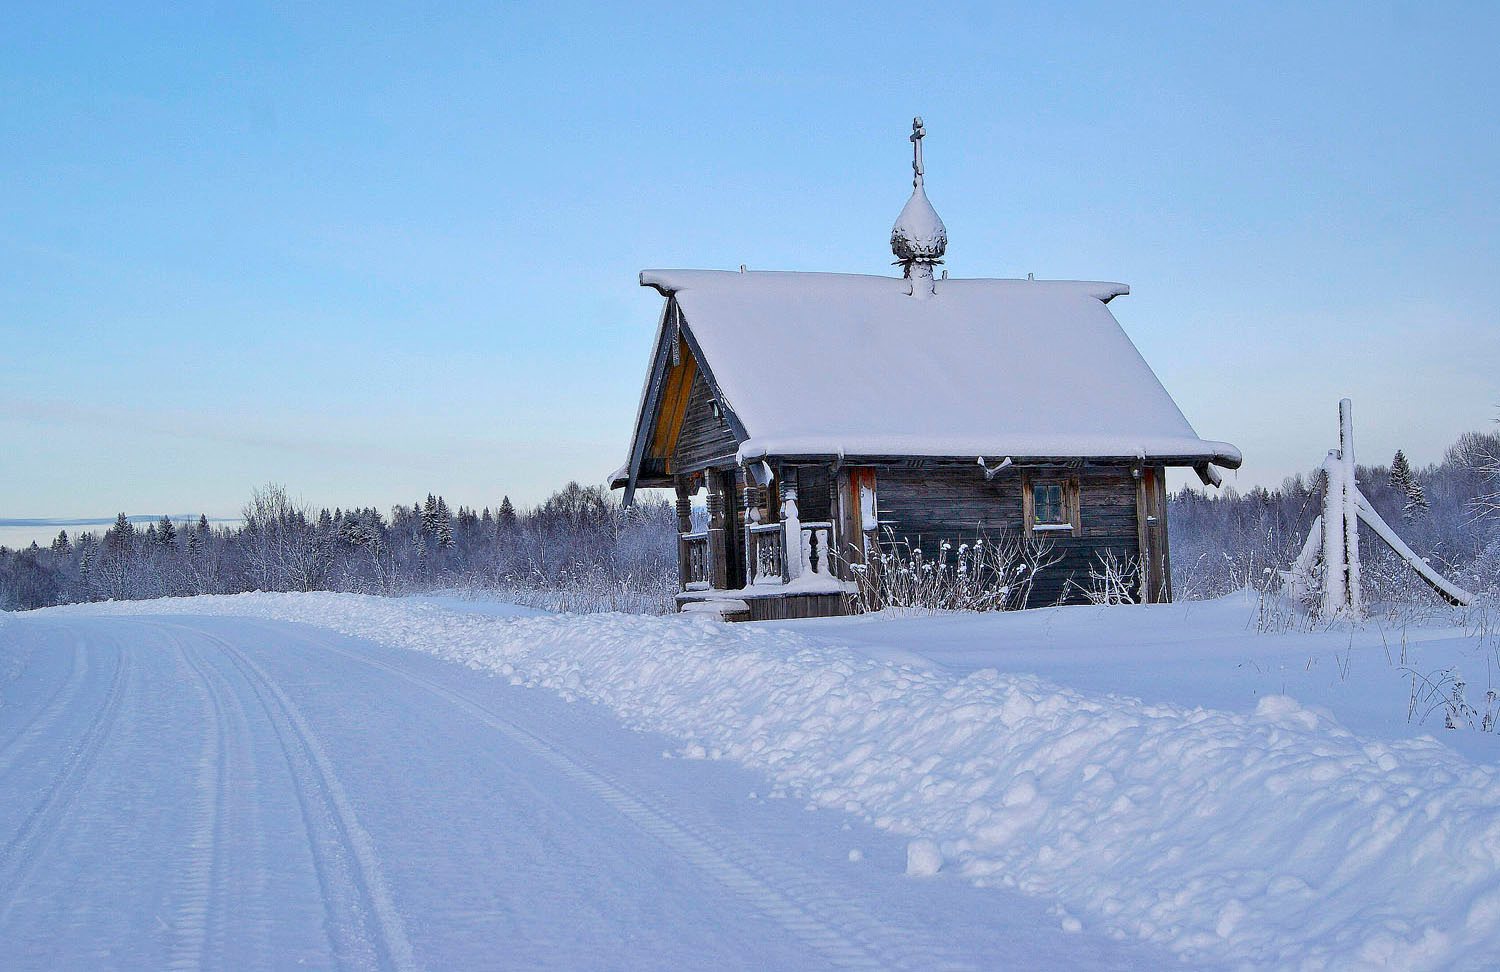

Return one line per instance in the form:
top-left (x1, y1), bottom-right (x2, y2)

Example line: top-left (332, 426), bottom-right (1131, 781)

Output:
top-left (1194, 462), bottom-right (1224, 488)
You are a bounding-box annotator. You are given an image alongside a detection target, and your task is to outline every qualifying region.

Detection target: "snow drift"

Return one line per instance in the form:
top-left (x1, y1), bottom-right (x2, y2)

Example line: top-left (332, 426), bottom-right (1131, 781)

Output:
top-left (55, 593), bottom-right (1500, 969)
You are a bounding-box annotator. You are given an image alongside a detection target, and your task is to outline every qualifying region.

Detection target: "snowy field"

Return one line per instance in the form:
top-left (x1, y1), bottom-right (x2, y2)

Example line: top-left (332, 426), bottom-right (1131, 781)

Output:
top-left (4, 593), bottom-right (1500, 970)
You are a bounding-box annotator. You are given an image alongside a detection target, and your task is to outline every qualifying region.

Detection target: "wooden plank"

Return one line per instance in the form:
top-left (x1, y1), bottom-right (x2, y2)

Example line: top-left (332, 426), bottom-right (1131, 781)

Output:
top-left (1135, 468), bottom-right (1152, 602)
top-left (1154, 465), bottom-right (1173, 602)
top-left (673, 370), bottom-right (740, 473)
top-left (647, 338), bottom-right (697, 463)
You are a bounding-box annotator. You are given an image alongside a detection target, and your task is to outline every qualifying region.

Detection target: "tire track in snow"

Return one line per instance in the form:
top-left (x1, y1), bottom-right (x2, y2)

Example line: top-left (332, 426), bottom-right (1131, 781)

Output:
top-left (0, 639), bottom-right (128, 928)
top-left (306, 637), bottom-right (977, 972)
top-left (0, 636), bottom-right (86, 776)
top-left (197, 627), bottom-right (419, 972)
top-left (168, 630), bottom-right (232, 972)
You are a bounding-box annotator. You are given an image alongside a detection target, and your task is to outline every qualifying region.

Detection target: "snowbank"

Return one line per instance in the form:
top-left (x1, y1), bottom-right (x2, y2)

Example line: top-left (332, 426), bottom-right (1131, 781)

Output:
top-left (47, 593), bottom-right (1500, 969)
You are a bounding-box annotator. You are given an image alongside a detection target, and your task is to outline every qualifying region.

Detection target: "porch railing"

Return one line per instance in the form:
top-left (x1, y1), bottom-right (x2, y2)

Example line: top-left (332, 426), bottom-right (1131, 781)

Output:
top-left (748, 522), bottom-right (784, 585)
top-left (797, 521), bottom-right (836, 578)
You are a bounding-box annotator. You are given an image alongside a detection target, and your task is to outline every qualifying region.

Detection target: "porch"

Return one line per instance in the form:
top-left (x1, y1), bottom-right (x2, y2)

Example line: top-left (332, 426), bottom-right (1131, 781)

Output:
top-left (674, 470), bottom-right (857, 621)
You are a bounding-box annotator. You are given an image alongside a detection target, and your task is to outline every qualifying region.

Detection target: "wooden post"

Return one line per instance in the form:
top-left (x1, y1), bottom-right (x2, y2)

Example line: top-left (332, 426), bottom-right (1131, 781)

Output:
top-left (743, 480), bottom-right (759, 585)
top-left (780, 479), bottom-right (801, 582)
top-left (1290, 397), bottom-right (1473, 614)
top-left (1320, 451), bottom-right (1347, 617)
top-left (675, 479), bottom-right (693, 592)
top-left (1154, 466), bottom-right (1172, 602)
top-left (1134, 467), bottom-right (1153, 602)
top-left (1339, 399), bottom-right (1362, 617)
top-left (706, 470), bottom-right (728, 591)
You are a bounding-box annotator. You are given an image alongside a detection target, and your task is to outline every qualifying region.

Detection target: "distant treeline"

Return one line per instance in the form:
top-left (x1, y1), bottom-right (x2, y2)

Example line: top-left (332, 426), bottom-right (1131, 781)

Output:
top-left (1169, 427), bottom-right (1500, 601)
top-left (4, 426), bottom-right (1498, 614)
top-left (0, 482), bottom-right (678, 614)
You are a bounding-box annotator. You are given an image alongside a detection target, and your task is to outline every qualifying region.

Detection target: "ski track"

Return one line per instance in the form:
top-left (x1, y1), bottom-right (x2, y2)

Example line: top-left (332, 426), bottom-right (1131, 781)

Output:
top-left (296, 634), bottom-right (978, 972)
top-left (196, 625), bottom-right (420, 972)
top-left (0, 638), bottom-right (128, 928)
top-left (0, 636), bottom-right (86, 776)
top-left (167, 627), bottom-right (231, 971)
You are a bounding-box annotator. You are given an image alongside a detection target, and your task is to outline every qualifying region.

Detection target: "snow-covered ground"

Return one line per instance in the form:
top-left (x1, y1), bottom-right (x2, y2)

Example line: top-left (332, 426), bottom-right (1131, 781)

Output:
top-left (4, 592), bottom-right (1500, 969)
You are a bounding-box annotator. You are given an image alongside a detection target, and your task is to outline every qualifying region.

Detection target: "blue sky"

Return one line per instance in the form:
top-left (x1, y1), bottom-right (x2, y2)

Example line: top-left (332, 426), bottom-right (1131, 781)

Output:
top-left (3, 1), bottom-right (1496, 523)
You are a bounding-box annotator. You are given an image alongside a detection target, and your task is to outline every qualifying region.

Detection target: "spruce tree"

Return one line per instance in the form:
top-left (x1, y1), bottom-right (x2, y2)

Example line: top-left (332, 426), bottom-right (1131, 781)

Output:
top-left (435, 496), bottom-right (454, 548)
top-left (1389, 450), bottom-right (1414, 493)
top-left (1404, 475), bottom-right (1429, 521)
top-left (497, 496), bottom-right (518, 534)
top-left (156, 515), bottom-right (176, 547)
top-left (51, 530), bottom-right (70, 554)
top-left (108, 513), bottom-right (133, 546)
top-left (1389, 450), bottom-right (1429, 521)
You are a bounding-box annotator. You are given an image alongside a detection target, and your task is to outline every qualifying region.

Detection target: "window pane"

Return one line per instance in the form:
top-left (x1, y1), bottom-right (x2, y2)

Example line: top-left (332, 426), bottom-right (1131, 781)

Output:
top-left (1034, 484), bottom-right (1065, 524)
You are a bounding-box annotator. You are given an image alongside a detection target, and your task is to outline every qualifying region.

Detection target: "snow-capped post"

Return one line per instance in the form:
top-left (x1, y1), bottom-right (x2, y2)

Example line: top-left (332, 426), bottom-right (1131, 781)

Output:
top-left (781, 480), bottom-right (802, 581)
top-left (1339, 399), bottom-right (1362, 616)
top-left (1318, 451), bottom-right (1346, 616)
top-left (891, 117), bottom-right (947, 299)
top-left (1287, 398), bottom-right (1474, 615)
top-left (1316, 400), bottom-right (1363, 618)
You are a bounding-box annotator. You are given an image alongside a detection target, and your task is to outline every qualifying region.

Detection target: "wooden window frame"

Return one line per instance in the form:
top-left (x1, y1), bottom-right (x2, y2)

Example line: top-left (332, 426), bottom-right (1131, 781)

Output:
top-left (1022, 473), bottom-right (1081, 537)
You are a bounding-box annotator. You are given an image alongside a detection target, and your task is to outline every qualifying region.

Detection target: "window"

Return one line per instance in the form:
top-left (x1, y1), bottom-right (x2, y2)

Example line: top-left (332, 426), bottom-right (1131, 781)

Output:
top-left (1026, 478), bottom-right (1077, 535)
top-left (1033, 484), bottom-right (1066, 525)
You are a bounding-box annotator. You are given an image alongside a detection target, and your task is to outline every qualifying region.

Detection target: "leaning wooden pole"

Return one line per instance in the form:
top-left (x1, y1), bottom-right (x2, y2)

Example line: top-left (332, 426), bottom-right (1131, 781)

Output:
top-left (1297, 397), bottom-right (1475, 615)
top-left (1354, 492), bottom-right (1475, 607)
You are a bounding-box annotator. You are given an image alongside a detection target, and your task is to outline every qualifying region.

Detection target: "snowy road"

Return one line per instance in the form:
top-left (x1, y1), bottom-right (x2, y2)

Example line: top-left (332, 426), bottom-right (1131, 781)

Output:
top-left (0, 613), bottom-right (1167, 970)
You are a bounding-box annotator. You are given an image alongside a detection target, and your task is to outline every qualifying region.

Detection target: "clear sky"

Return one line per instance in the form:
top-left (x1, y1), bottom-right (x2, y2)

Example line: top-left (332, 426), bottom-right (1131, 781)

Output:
top-left (3, 1), bottom-right (1497, 525)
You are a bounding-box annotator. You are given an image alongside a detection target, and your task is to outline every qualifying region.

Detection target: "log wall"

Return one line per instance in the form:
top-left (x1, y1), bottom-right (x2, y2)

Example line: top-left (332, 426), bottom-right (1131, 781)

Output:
top-left (673, 371), bottom-right (740, 474)
top-left (873, 466), bottom-right (1144, 606)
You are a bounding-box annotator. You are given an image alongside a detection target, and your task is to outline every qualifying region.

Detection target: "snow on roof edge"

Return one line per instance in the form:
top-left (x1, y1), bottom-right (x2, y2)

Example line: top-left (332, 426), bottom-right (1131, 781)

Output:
top-left (640, 268), bottom-right (1131, 302)
top-left (737, 435), bottom-right (1243, 469)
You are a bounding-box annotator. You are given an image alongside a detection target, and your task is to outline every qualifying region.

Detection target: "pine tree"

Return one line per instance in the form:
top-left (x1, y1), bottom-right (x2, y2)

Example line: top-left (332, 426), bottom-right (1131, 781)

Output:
top-left (51, 530), bottom-right (70, 554)
top-left (435, 496), bottom-right (454, 548)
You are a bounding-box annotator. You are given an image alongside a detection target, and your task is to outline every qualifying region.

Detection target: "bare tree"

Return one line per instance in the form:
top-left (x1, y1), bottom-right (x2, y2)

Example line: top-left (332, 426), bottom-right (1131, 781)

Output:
top-left (241, 484), bottom-right (331, 591)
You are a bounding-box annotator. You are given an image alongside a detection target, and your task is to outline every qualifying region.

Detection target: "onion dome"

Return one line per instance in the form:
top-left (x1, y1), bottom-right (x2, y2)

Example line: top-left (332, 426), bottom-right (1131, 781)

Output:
top-left (890, 117), bottom-right (947, 277)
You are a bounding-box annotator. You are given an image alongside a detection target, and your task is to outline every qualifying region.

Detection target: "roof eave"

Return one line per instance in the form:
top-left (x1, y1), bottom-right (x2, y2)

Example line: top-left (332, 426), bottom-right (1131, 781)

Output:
top-left (735, 448), bottom-right (1242, 470)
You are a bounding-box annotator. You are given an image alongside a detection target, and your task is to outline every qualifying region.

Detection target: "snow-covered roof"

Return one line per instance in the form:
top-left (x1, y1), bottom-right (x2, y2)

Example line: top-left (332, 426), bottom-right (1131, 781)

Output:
top-left (635, 269), bottom-right (1240, 470)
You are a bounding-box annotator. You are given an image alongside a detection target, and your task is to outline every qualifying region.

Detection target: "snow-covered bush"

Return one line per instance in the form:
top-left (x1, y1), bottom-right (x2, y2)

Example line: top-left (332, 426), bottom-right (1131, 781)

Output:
top-left (848, 530), bottom-right (1058, 613)
top-left (1067, 550), bottom-right (1139, 605)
